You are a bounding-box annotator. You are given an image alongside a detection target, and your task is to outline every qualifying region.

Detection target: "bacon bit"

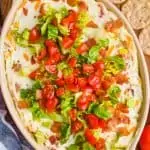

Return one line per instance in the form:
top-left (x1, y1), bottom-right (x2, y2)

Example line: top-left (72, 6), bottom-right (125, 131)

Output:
top-left (99, 48), bottom-right (107, 58)
top-left (51, 122), bottom-right (61, 134)
top-left (34, 1), bottom-right (41, 10)
top-left (105, 19), bottom-right (123, 32)
top-left (122, 36), bottom-right (132, 48)
top-left (67, 0), bottom-right (77, 6)
top-left (118, 115), bottom-right (130, 124)
top-left (115, 73), bottom-right (128, 84)
top-left (12, 63), bottom-right (21, 72)
top-left (49, 135), bottom-right (58, 145)
top-left (85, 38), bottom-right (96, 49)
top-left (116, 103), bottom-right (129, 113)
top-left (40, 3), bottom-right (46, 15)
top-left (31, 56), bottom-right (36, 64)
top-left (23, 7), bottom-right (28, 16)
top-left (78, 1), bottom-right (88, 11)
top-left (17, 101), bottom-right (29, 109)
top-left (95, 138), bottom-right (105, 150)
top-left (118, 127), bottom-right (130, 136)
top-left (23, 53), bottom-right (29, 61)
top-left (86, 21), bottom-right (98, 28)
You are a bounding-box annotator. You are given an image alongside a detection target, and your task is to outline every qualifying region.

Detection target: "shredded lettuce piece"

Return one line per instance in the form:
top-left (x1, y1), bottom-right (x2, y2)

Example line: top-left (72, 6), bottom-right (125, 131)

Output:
top-left (93, 102), bottom-right (112, 120)
top-left (48, 112), bottom-right (64, 122)
top-left (83, 142), bottom-right (95, 150)
top-left (55, 7), bottom-right (69, 23)
top-left (108, 85), bottom-right (121, 104)
top-left (60, 91), bottom-right (74, 120)
top-left (57, 61), bottom-right (68, 71)
top-left (47, 24), bottom-right (59, 40)
top-left (88, 39), bottom-right (109, 63)
top-left (67, 145), bottom-right (79, 150)
top-left (61, 123), bottom-right (71, 143)
top-left (58, 25), bottom-right (69, 36)
top-left (41, 17), bottom-right (51, 36)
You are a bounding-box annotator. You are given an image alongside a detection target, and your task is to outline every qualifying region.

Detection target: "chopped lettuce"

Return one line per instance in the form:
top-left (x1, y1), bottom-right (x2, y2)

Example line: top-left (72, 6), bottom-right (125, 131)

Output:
top-left (75, 133), bottom-right (85, 144)
top-left (48, 112), bottom-right (64, 122)
top-left (55, 7), bottom-right (69, 23)
top-left (34, 130), bottom-right (46, 144)
top-left (61, 123), bottom-right (71, 143)
top-left (60, 91), bottom-right (74, 120)
top-left (57, 61), bottom-right (68, 71)
top-left (41, 17), bottom-right (51, 36)
top-left (83, 142), bottom-right (95, 150)
top-left (22, 28), bottom-right (30, 40)
top-left (67, 145), bottom-right (79, 150)
top-left (94, 102), bottom-right (112, 120)
top-left (108, 85), bottom-right (121, 104)
top-left (47, 24), bottom-right (59, 40)
top-left (105, 56), bottom-right (125, 76)
top-left (87, 102), bottom-right (99, 113)
top-left (88, 39), bottom-right (109, 63)
top-left (58, 25), bottom-right (69, 36)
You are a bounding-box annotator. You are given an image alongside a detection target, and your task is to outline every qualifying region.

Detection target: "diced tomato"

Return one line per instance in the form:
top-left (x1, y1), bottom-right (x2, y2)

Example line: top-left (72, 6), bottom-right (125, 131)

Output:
top-left (77, 95), bottom-right (89, 110)
top-left (68, 57), bottom-right (77, 68)
top-left (73, 68), bottom-right (81, 77)
top-left (101, 79), bottom-right (112, 90)
top-left (85, 114), bottom-right (100, 129)
top-left (56, 88), bottom-right (65, 97)
top-left (56, 78), bottom-right (65, 87)
top-left (45, 39), bottom-right (56, 47)
top-left (70, 24), bottom-right (79, 40)
top-left (98, 119), bottom-right (107, 129)
top-left (28, 70), bottom-right (37, 80)
top-left (49, 135), bottom-right (58, 145)
top-left (64, 74), bottom-right (75, 84)
top-left (78, 77), bottom-right (87, 89)
top-left (71, 120), bottom-right (83, 133)
top-left (67, 84), bottom-right (79, 92)
top-left (62, 36), bottom-right (74, 49)
top-left (84, 128), bottom-right (97, 145)
top-left (88, 74), bottom-right (101, 89)
top-left (48, 45), bottom-right (59, 57)
top-left (76, 43), bottom-right (89, 54)
top-left (61, 10), bottom-right (77, 27)
top-left (82, 86), bottom-right (94, 94)
top-left (37, 48), bottom-right (47, 61)
top-left (86, 94), bottom-right (96, 102)
top-left (83, 64), bottom-right (94, 74)
top-left (42, 84), bottom-right (55, 100)
top-left (140, 125), bottom-right (150, 150)
top-left (95, 138), bottom-right (105, 150)
top-left (46, 97), bottom-right (58, 112)
top-left (45, 64), bottom-right (57, 74)
top-left (69, 108), bottom-right (77, 121)
top-left (29, 27), bottom-right (41, 42)
top-left (93, 61), bottom-right (105, 71)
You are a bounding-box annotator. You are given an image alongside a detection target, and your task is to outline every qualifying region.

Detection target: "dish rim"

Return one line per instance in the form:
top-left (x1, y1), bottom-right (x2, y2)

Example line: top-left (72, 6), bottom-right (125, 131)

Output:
top-left (0, 0), bottom-right (149, 149)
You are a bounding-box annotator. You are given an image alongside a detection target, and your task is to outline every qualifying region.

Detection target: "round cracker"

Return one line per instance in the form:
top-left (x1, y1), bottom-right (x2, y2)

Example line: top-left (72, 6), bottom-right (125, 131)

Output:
top-left (121, 0), bottom-right (150, 30)
top-left (139, 26), bottom-right (150, 56)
